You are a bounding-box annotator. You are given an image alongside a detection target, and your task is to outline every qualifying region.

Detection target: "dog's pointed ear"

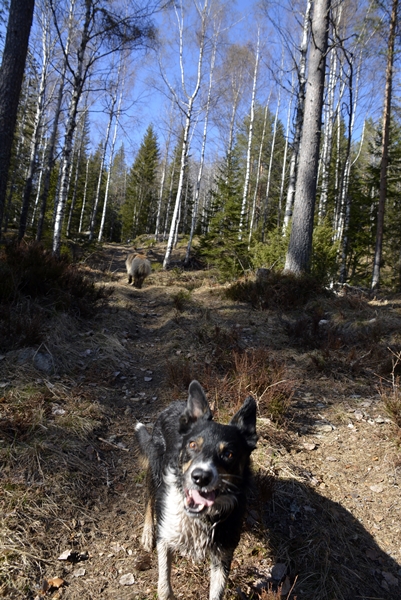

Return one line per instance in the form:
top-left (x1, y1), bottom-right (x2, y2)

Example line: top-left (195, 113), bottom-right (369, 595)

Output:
top-left (230, 396), bottom-right (258, 450)
top-left (179, 380), bottom-right (212, 432)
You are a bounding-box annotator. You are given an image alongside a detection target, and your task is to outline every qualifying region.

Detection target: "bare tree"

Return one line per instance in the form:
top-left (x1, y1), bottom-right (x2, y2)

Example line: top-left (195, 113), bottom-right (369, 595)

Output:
top-left (98, 60), bottom-right (125, 242)
top-left (51, 0), bottom-right (160, 257)
top-left (239, 29), bottom-right (260, 239)
top-left (284, 0), bottom-right (331, 275)
top-left (162, 0), bottom-right (211, 269)
top-left (36, 0), bottom-right (77, 242)
top-left (185, 3), bottom-right (223, 264)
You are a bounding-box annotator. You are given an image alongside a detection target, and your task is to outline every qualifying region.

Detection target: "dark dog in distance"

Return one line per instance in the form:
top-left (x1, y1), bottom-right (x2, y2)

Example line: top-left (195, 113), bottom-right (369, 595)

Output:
top-left (135, 380), bottom-right (257, 600)
top-left (125, 251), bottom-right (151, 288)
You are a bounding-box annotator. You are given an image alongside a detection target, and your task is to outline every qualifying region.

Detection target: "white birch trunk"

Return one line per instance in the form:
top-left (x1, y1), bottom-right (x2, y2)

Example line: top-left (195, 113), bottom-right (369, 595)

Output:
top-left (52, 0), bottom-right (91, 256)
top-left (185, 21), bottom-right (219, 264)
top-left (37, 0), bottom-right (76, 242)
top-left (89, 100), bottom-right (114, 241)
top-left (79, 157), bottom-right (90, 233)
top-left (261, 88), bottom-right (280, 241)
top-left (318, 44), bottom-right (338, 223)
top-left (18, 6), bottom-right (51, 240)
top-left (239, 30), bottom-right (260, 239)
top-left (98, 79), bottom-right (124, 242)
top-left (248, 100), bottom-right (269, 246)
top-left (66, 125), bottom-right (85, 238)
top-left (163, 0), bottom-right (209, 269)
top-left (278, 90), bottom-right (293, 228)
top-left (155, 105), bottom-right (173, 240)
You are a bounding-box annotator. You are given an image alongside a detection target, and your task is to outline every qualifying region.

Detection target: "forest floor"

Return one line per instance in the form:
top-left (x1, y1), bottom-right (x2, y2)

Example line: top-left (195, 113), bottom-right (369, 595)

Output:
top-left (1, 241), bottom-right (401, 600)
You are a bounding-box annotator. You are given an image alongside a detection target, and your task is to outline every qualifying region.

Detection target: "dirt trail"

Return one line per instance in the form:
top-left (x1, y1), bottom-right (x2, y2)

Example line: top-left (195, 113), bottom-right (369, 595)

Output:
top-left (9, 243), bottom-right (400, 599)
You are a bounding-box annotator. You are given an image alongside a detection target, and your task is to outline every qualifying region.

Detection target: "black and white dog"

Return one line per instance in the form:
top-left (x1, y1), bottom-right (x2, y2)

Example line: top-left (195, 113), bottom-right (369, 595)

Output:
top-left (135, 380), bottom-right (257, 600)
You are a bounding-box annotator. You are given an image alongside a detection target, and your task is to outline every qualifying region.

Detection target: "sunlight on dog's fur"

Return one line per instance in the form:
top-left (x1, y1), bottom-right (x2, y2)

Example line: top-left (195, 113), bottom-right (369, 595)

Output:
top-left (135, 380), bottom-right (257, 600)
top-left (125, 252), bottom-right (151, 288)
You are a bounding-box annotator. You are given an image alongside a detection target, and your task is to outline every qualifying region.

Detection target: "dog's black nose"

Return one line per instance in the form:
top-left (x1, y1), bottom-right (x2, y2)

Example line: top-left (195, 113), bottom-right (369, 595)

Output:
top-left (191, 467), bottom-right (213, 487)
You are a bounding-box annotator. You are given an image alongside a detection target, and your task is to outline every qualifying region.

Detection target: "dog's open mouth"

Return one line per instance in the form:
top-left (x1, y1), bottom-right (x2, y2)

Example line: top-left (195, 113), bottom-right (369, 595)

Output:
top-left (184, 488), bottom-right (216, 513)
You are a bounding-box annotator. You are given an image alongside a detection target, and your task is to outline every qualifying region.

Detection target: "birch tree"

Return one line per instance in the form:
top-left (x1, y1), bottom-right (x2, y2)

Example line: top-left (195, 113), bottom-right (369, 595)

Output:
top-left (19, 1), bottom-right (53, 240)
top-left (249, 100), bottom-right (269, 246)
top-left (51, 0), bottom-right (160, 257)
top-left (162, 0), bottom-right (211, 269)
top-left (239, 29), bottom-right (260, 239)
top-left (284, 0), bottom-right (331, 275)
top-left (98, 68), bottom-right (125, 242)
top-left (36, 0), bottom-right (76, 242)
top-left (184, 3), bottom-right (222, 264)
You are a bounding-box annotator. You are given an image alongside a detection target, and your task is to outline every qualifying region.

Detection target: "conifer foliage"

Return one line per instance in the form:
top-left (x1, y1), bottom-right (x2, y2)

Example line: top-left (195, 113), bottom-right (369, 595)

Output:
top-left (122, 125), bottom-right (159, 240)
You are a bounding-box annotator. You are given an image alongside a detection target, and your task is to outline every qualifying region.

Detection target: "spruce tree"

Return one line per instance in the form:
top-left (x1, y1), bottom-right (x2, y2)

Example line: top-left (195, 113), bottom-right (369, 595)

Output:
top-left (122, 125), bottom-right (159, 239)
top-left (200, 152), bottom-right (250, 278)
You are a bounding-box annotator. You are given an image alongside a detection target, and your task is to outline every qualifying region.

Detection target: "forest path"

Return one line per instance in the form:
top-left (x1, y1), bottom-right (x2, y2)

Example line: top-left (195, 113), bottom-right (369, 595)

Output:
top-left (23, 242), bottom-right (401, 600)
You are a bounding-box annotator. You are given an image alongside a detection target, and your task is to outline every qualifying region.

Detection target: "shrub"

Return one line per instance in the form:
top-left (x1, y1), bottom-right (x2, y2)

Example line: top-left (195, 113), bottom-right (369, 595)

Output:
top-left (0, 240), bottom-right (112, 352)
top-left (226, 271), bottom-right (330, 310)
top-left (311, 219), bottom-right (340, 284)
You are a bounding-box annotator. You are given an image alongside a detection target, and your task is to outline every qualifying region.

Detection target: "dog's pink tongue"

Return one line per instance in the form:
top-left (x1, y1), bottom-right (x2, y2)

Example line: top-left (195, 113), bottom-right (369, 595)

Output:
top-left (190, 489), bottom-right (215, 507)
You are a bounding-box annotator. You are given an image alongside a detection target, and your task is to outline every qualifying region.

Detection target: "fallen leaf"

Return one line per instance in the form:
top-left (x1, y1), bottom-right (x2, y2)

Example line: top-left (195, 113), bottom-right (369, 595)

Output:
top-left (49, 577), bottom-right (64, 588)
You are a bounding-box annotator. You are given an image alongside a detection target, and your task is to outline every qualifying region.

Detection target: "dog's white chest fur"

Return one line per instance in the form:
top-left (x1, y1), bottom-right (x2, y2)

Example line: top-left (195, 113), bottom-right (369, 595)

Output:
top-left (158, 470), bottom-right (214, 562)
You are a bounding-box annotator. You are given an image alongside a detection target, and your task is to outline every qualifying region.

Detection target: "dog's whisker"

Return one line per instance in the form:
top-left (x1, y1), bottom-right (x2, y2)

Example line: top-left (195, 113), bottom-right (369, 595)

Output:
top-left (220, 478), bottom-right (240, 490)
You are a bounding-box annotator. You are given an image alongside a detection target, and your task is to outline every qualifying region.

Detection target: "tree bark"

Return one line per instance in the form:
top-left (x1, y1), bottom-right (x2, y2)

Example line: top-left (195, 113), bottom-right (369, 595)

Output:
top-left (282, 0), bottom-right (312, 232)
top-left (284, 0), bottom-right (331, 275)
top-left (371, 0), bottom-right (398, 290)
top-left (0, 0), bottom-right (35, 233)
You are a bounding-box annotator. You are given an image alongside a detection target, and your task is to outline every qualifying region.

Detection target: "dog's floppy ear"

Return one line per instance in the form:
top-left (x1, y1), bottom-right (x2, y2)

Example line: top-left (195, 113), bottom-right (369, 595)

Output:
top-left (179, 380), bottom-right (212, 432)
top-left (230, 396), bottom-right (258, 450)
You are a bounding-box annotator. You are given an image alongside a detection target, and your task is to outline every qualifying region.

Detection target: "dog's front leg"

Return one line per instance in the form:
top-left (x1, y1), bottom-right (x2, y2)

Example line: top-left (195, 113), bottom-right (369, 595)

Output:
top-left (157, 540), bottom-right (176, 600)
top-left (209, 552), bottom-right (232, 600)
top-left (141, 497), bottom-right (155, 551)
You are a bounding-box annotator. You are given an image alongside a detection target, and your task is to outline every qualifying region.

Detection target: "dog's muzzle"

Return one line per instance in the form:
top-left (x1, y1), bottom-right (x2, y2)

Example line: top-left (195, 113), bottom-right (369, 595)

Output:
top-left (184, 488), bottom-right (216, 514)
top-left (184, 466), bottom-right (218, 514)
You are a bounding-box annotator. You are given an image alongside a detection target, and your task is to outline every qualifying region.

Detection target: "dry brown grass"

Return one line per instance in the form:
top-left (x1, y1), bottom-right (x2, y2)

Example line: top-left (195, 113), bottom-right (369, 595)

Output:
top-left (165, 346), bottom-right (294, 425)
top-left (1, 241), bottom-right (401, 599)
top-left (0, 379), bottom-right (105, 597)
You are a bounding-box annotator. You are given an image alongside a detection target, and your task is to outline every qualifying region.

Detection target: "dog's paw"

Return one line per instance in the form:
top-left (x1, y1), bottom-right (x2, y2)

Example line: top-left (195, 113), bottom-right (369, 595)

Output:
top-left (141, 526), bottom-right (155, 552)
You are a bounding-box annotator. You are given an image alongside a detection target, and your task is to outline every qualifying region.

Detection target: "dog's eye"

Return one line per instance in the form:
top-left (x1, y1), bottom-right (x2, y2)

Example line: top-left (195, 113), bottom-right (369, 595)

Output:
top-left (189, 441), bottom-right (197, 450)
top-left (221, 449), bottom-right (234, 461)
